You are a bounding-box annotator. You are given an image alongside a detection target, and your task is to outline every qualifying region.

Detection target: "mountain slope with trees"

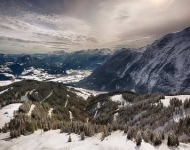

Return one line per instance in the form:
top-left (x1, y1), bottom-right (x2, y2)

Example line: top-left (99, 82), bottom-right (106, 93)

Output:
top-left (0, 81), bottom-right (190, 147)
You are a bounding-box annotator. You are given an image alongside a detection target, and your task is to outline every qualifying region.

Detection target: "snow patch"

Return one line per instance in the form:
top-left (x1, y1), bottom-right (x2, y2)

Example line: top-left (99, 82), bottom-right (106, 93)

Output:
top-left (21, 91), bottom-right (29, 101)
top-left (21, 67), bottom-right (44, 76)
top-left (65, 99), bottom-right (68, 107)
top-left (40, 91), bottom-right (53, 103)
top-left (0, 88), bottom-right (9, 95)
top-left (27, 104), bottom-right (35, 116)
top-left (48, 108), bottom-right (53, 118)
top-left (69, 86), bottom-right (106, 100)
top-left (69, 111), bottom-right (74, 121)
top-left (113, 113), bottom-right (118, 121)
top-left (110, 94), bottom-right (130, 107)
top-left (29, 88), bottom-right (36, 95)
top-left (65, 95), bottom-right (70, 107)
top-left (94, 110), bottom-right (98, 118)
top-left (0, 103), bottom-right (22, 128)
top-left (0, 79), bottom-right (21, 87)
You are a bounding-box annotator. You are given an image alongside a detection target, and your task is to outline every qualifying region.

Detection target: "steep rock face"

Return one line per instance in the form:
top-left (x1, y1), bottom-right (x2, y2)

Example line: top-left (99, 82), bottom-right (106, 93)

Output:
top-left (79, 27), bottom-right (190, 94)
top-left (79, 49), bottom-right (142, 91)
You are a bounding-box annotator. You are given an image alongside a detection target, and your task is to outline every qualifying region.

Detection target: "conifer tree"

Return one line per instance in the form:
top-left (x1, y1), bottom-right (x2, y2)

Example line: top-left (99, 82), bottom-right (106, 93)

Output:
top-left (68, 135), bottom-right (72, 142)
top-left (81, 132), bottom-right (85, 141)
top-left (135, 131), bottom-right (142, 146)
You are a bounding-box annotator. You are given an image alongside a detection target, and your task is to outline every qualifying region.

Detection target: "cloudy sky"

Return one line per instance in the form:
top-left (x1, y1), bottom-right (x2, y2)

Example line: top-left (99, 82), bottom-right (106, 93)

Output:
top-left (0, 0), bottom-right (190, 53)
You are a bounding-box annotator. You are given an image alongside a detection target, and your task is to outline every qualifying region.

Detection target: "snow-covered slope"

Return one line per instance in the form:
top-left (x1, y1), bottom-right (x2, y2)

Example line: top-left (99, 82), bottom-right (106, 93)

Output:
top-left (0, 80), bottom-right (21, 87)
top-left (0, 130), bottom-right (189, 150)
top-left (80, 27), bottom-right (190, 94)
top-left (68, 86), bottom-right (106, 100)
top-left (160, 95), bottom-right (190, 123)
top-left (110, 94), bottom-right (130, 107)
top-left (161, 95), bottom-right (190, 107)
top-left (0, 103), bottom-right (22, 128)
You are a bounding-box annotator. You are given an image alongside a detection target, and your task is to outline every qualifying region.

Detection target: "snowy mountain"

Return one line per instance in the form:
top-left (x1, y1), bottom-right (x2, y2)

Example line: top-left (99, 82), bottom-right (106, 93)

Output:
top-left (79, 27), bottom-right (190, 94)
top-left (61, 49), bottom-right (114, 70)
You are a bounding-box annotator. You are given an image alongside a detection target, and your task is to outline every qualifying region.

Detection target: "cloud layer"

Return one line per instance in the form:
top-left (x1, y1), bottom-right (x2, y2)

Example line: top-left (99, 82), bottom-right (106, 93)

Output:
top-left (0, 0), bottom-right (190, 53)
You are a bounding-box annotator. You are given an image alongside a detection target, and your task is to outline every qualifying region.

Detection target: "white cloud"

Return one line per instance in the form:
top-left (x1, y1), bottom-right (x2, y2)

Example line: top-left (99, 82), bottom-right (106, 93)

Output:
top-left (0, 0), bottom-right (190, 53)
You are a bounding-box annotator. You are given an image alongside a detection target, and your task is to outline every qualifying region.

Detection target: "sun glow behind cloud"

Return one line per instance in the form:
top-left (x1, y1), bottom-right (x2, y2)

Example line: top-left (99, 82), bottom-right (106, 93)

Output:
top-left (144, 0), bottom-right (174, 7)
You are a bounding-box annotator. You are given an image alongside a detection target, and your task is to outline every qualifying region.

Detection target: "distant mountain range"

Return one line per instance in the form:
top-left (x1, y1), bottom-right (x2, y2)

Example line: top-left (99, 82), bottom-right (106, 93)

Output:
top-left (0, 49), bottom-right (114, 80)
top-left (79, 27), bottom-right (190, 94)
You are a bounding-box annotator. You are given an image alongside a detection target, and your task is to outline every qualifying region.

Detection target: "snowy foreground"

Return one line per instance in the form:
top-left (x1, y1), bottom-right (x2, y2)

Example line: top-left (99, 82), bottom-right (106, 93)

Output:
top-left (0, 130), bottom-right (190, 150)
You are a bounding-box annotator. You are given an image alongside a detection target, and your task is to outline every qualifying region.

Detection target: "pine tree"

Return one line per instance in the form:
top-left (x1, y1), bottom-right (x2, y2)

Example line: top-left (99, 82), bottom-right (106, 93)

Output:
top-left (167, 133), bottom-right (172, 146)
top-left (101, 132), bottom-right (105, 141)
top-left (127, 128), bottom-right (133, 140)
top-left (124, 125), bottom-right (128, 134)
top-left (135, 131), bottom-right (142, 146)
top-left (68, 135), bottom-right (72, 142)
top-left (81, 132), bottom-right (85, 141)
top-left (43, 123), bottom-right (49, 132)
top-left (153, 132), bottom-right (162, 146)
top-left (167, 132), bottom-right (179, 147)
top-left (162, 132), bottom-right (165, 140)
top-left (25, 121), bottom-right (35, 133)
top-left (143, 129), bottom-right (150, 143)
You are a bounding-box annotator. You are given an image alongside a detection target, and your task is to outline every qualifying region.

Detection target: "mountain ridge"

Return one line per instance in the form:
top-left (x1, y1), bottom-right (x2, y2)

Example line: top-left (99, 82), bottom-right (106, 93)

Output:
top-left (79, 26), bottom-right (190, 94)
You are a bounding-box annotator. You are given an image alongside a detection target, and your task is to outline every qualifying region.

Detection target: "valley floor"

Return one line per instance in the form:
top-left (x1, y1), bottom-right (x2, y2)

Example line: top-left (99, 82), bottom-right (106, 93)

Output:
top-left (0, 130), bottom-right (190, 150)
